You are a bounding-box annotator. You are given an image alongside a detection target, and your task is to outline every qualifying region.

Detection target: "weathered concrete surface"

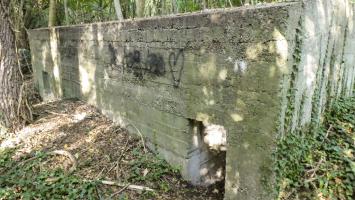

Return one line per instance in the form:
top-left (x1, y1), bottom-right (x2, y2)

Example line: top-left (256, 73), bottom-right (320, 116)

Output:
top-left (28, 1), bottom-right (355, 199)
top-left (278, 0), bottom-right (355, 139)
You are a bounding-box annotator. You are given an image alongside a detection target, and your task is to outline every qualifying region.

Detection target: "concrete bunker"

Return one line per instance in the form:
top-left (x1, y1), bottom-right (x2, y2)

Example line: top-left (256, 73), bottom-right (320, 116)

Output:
top-left (28, 0), bottom-right (355, 199)
top-left (27, 3), bottom-right (304, 199)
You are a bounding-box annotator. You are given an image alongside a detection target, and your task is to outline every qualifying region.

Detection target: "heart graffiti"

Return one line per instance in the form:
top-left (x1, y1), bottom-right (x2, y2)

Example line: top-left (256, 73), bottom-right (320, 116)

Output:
top-left (168, 49), bottom-right (184, 87)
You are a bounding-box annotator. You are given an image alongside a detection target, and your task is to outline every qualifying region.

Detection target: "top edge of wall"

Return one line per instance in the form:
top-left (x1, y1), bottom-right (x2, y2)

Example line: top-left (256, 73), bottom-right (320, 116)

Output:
top-left (29, 1), bottom-right (300, 32)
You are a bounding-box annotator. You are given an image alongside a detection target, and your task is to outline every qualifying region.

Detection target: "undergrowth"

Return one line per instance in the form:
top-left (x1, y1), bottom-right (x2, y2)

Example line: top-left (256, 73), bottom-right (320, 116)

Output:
top-left (0, 149), bottom-right (97, 199)
top-left (128, 147), bottom-right (181, 194)
top-left (276, 97), bottom-right (355, 199)
top-left (0, 145), bottom-right (181, 199)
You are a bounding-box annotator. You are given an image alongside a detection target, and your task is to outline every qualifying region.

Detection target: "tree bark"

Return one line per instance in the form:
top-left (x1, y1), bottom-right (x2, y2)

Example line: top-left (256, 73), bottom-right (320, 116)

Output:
top-left (48, 0), bottom-right (56, 26)
top-left (202, 0), bottom-right (207, 10)
top-left (15, 0), bottom-right (28, 49)
top-left (135, 0), bottom-right (145, 18)
top-left (113, 0), bottom-right (124, 20)
top-left (64, 0), bottom-right (69, 25)
top-left (172, 0), bottom-right (178, 13)
top-left (0, 0), bottom-right (29, 130)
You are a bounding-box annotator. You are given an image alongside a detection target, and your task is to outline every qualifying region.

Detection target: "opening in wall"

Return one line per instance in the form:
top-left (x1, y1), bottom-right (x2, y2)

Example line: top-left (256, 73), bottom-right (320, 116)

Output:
top-left (42, 71), bottom-right (51, 94)
top-left (187, 119), bottom-right (226, 193)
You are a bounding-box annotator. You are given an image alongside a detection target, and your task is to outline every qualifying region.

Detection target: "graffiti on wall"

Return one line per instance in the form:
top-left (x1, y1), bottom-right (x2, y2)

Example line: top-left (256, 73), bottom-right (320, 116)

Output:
top-left (125, 50), bottom-right (166, 79)
top-left (169, 49), bottom-right (184, 87)
top-left (108, 43), bottom-right (184, 87)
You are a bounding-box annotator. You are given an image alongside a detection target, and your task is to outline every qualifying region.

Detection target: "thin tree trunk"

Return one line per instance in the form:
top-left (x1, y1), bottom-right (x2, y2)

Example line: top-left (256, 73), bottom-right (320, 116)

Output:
top-left (108, 0), bottom-right (113, 19)
top-left (228, 0), bottom-right (233, 7)
top-left (113, 0), bottom-right (124, 20)
top-left (48, 0), bottom-right (56, 26)
top-left (13, 0), bottom-right (28, 49)
top-left (135, 0), bottom-right (145, 18)
top-left (172, 0), bottom-right (178, 13)
top-left (202, 0), bottom-right (207, 10)
top-left (0, 0), bottom-right (29, 130)
top-left (64, 0), bottom-right (69, 25)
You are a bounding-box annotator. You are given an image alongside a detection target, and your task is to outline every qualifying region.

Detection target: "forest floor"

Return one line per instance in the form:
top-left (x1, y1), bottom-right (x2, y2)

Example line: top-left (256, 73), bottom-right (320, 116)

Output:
top-left (0, 99), bottom-right (224, 200)
top-left (276, 97), bottom-right (354, 200)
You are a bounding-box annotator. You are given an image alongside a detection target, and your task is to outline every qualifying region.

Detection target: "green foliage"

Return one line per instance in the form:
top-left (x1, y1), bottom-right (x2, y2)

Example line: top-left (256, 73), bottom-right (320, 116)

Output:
top-left (0, 146), bottom-right (184, 199)
top-left (275, 97), bottom-right (355, 199)
top-left (128, 147), bottom-right (180, 192)
top-left (22, 0), bottom-right (116, 28)
top-left (65, 0), bottom-right (116, 24)
top-left (0, 149), bottom-right (98, 199)
top-left (22, 0), bottom-right (286, 29)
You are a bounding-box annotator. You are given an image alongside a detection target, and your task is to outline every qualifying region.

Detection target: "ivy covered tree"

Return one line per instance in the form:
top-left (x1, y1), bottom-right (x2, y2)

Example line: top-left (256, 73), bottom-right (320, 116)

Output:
top-left (0, 0), bottom-right (31, 131)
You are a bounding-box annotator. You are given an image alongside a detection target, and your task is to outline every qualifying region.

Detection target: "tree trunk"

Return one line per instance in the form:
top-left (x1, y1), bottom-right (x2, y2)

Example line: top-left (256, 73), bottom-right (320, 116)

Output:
top-left (172, 0), bottom-right (178, 13)
top-left (14, 0), bottom-right (28, 49)
top-left (48, 0), bottom-right (56, 26)
top-left (202, 0), bottom-right (207, 10)
top-left (113, 0), bottom-right (124, 20)
top-left (135, 0), bottom-right (145, 18)
top-left (64, 0), bottom-right (69, 25)
top-left (0, 0), bottom-right (29, 130)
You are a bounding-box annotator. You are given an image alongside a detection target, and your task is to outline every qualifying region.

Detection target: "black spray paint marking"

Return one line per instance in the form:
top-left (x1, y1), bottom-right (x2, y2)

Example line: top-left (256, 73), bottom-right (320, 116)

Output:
top-left (108, 43), bottom-right (184, 86)
top-left (169, 49), bottom-right (184, 87)
top-left (124, 50), bottom-right (167, 79)
top-left (125, 50), bottom-right (144, 79)
top-left (147, 53), bottom-right (165, 76)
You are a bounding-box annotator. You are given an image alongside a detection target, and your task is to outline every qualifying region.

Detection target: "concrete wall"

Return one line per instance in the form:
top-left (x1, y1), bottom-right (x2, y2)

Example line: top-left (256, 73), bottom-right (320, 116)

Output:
top-left (279, 0), bottom-right (355, 138)
top-left (28, 1), bottom-right (355, 199)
